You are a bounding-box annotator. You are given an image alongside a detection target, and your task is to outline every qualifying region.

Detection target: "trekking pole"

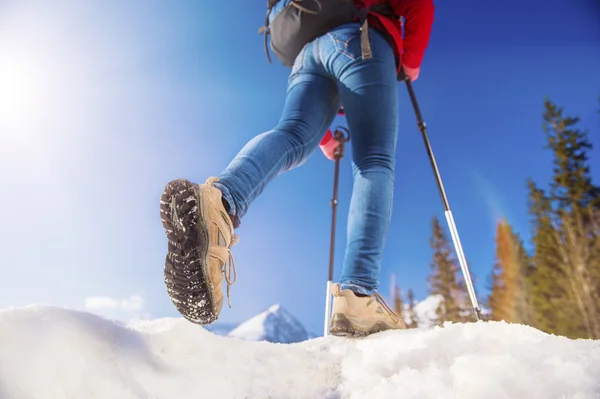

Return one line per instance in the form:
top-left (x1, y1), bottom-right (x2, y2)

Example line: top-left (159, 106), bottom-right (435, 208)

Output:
top-left (320, 126), bottom-right (350, 336)
top-left (404, 79), bottom-right (482, 320)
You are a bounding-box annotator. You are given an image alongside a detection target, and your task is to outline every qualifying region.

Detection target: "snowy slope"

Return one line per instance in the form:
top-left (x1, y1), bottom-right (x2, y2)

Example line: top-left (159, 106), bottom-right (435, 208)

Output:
top-left (1, 305), bottom-right (599, 399)
top-left (227, 304), bottom-right (312, 343)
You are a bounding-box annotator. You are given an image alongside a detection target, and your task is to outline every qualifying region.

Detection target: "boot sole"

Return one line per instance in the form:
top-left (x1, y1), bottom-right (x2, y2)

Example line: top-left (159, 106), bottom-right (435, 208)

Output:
top-left (160, 178), bottom-right (217, 325)
top-left (329, 313), bottom-right (396, 338)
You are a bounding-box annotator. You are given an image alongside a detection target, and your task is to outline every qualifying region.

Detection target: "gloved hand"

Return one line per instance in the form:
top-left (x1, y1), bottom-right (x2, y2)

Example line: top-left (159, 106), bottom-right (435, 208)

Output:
top-left (398, 65), bottom-right (420, 82)
top-left (319, 129), bottom-right (338, 161)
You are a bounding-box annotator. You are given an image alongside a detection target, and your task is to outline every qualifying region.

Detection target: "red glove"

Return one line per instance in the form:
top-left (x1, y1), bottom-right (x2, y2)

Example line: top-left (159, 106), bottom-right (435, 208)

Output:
top-left (319, 129), bottom-right (338, 161)
top-left (402, 65), bottom-right (420, 82)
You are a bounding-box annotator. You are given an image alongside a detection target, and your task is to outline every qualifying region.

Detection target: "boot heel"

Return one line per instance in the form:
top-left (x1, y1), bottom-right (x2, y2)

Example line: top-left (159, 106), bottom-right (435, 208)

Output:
top-left (329, 313), bottom-right (368, 337)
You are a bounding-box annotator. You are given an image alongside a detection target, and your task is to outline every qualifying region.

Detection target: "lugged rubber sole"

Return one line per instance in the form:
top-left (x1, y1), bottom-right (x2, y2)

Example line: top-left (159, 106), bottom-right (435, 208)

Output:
top-left (329, 313), bottom-right (395, 338)
top-left (160, 178), bottom-right (217, 325)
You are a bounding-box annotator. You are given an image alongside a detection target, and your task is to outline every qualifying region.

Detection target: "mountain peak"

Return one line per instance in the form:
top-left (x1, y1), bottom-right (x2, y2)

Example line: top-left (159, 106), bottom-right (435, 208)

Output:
top-left (267, 304), bottom-right (281, 313)
top-left (228, 304), bottom-right (310, 343)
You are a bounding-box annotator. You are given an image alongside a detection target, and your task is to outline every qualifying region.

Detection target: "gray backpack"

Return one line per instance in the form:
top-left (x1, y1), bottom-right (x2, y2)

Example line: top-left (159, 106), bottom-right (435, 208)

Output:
top-left (259, 0), bottom-right (395, 67)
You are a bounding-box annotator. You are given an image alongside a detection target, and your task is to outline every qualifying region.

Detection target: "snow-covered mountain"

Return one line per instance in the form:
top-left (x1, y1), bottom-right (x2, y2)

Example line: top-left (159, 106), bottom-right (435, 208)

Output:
top-left (1, 304), bottom-right (598, 399)
top-left (206, 304), bottom-right (314, 343)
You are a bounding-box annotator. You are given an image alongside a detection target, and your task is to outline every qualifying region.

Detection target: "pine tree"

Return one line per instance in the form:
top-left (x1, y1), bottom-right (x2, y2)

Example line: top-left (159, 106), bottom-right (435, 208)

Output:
top-left (389, 273), bottom-right (405, 318)
top-left (393, 285), bottom-right (403, 316)
top-left (407, 289), bottom-right (419, 328)
top-left (528, 99), bottom-right (600, 339)
top-left (543, 100), bottom-right (600, 211)
top-left (488, 218), bottom-right (533, 324)
top-left (427, 216), bottom-right (470, 325)
top-left (488, 221), bottom-right (512, 322)
top-left (527, 182), bottom-right (579, 336)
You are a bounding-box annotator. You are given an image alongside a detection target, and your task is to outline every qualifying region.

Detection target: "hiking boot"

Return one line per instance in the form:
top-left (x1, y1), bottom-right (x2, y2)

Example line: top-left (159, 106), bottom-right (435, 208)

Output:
top-left (159, 177), bottom-right (238, 325)
top-left (329, 283), bottom-right (407, 337)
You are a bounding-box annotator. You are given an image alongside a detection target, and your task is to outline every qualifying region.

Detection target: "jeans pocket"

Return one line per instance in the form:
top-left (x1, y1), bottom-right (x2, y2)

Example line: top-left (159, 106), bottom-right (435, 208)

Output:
top-left (327, 31), bottom-right (362, 61)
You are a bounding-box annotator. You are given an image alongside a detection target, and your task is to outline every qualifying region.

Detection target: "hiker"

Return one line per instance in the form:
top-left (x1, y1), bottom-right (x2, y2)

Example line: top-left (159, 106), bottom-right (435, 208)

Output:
top-left (160, 0), bottom-right (435, 337)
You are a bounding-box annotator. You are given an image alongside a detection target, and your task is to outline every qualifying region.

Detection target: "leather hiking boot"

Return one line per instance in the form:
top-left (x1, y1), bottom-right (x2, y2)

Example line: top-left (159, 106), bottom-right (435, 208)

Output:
top-left (329, 283), bottom-right (407, 337)
top-left (160, 177), bottom-right (238, 325)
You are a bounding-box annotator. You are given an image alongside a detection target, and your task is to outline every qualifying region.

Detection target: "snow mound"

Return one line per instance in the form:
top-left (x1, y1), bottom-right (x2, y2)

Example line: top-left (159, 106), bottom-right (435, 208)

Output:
top-left (228, 303), bottom-right (311, 343)
top-left (411, 294), bottom-right (443, 327)
top-left (1, 304), bottom-right (599, 399)
top-left (406, 295), bottom-right (490, 328)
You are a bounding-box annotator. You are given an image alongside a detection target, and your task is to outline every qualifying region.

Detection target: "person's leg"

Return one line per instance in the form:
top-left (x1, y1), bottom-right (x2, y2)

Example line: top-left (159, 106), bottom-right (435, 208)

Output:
top-left (317, 24), bottom-right (405, 336)
top-left (213, 44), bottom-right (340, 228)
top-left (322, 24), bottom-right (399, 296)
top-left (160, 42), bottom-right (340, 326)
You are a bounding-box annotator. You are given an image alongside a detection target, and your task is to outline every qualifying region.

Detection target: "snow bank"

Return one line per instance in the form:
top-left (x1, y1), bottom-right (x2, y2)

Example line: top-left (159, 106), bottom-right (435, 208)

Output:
top-left (0, 305), bottom-right (599, 399)
top-left (410, 294), bottom-right (443, 327)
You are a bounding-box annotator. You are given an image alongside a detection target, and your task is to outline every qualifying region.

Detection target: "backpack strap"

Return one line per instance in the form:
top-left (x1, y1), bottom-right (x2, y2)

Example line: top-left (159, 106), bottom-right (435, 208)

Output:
top-left (357, 8), bottom-right (373, 60)
top-left (258, 0), bottom-right (278, 64)
top-left (357, 4), bottom-right (396, 61)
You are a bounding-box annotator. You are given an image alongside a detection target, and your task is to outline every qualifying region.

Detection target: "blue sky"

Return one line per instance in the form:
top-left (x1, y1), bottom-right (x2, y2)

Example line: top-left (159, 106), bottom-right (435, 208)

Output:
top-left (0, 0), bottom-right (598, 334)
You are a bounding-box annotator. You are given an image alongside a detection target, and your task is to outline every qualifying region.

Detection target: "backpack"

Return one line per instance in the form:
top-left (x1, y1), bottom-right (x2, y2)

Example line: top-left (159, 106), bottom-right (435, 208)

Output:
top-left (259, 0), bottom-right (396, 67)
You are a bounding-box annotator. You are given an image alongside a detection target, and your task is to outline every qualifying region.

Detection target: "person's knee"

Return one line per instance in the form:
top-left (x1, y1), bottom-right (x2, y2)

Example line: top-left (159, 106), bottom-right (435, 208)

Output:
top-left (274, 119), bottom-right (318, 163)
top-left (275, 118), bottom-right (313, 142)
top-left (354, 152), bottom-right (395, 174)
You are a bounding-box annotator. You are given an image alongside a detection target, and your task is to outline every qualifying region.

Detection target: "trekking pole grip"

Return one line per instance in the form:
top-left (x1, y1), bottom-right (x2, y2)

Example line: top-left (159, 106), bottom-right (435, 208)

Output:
top-left (333, 126), bottom-right (350, 160)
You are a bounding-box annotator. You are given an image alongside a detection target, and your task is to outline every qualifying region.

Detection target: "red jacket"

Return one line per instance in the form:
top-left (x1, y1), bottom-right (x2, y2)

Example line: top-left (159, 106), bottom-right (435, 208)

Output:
top-left (359, 0), bottom-right (434, 75)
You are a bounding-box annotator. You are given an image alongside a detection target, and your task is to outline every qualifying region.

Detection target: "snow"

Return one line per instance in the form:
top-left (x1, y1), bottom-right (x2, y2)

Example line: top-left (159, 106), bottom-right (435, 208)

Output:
top-left (409, 294), bottom-right (443, 327)
top-left (405, 294), bottom-right (491, 328)
top-left (1, 305), bottom-right (599, 399)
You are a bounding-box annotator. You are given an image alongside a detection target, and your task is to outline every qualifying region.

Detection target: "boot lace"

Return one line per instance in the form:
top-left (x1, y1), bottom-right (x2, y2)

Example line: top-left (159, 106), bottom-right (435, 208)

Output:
top-left (374, 292), bottom-right (402, 322)
top-left (205, 176), bottom-right (238, 308)
top-left (224, 235), bottom-right (238, 308)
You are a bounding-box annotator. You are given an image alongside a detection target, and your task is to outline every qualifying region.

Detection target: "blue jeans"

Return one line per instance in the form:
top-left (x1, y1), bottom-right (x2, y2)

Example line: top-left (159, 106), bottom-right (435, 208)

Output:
top-left (214, 23), bottom-right (398, 295)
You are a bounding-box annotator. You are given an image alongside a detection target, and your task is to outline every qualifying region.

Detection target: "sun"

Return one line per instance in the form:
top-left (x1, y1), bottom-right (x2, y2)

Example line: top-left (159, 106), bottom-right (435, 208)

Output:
top-left (0, 56), bottom-right (40, 135)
